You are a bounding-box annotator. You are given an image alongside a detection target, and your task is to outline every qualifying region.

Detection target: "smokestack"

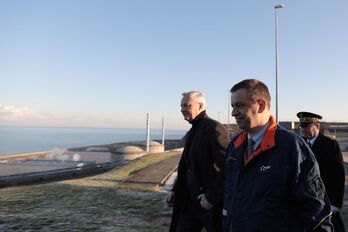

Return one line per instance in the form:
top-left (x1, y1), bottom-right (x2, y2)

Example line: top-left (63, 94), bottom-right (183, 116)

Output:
top-left (146, 113), bottom-right (150, 152)
top-left (161, 117), bottom-right (165, 145)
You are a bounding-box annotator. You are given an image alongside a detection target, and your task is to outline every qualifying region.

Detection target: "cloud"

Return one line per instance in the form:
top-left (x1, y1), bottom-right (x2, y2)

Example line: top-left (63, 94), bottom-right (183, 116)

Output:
top-left (0, 104), bottom-right (184, 129)
top-left (0, 104), bottom-right (44, 119)
top-left (0, 104), bottom-right (139, 128)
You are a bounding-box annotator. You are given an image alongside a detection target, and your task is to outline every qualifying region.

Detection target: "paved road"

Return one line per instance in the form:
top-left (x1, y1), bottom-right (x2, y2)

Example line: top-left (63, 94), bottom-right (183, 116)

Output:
top-left (120, 151), bottom-right (181, 191)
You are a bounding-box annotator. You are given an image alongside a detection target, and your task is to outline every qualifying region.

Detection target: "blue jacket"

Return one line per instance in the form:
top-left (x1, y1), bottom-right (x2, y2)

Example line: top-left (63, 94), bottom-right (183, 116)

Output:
top-left (223, 116), bottom-right (333, 232)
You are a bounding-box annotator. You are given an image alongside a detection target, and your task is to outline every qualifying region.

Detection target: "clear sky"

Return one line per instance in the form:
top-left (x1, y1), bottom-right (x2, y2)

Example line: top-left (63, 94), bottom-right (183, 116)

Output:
top-left (1, 0), bottom-right (347, 130)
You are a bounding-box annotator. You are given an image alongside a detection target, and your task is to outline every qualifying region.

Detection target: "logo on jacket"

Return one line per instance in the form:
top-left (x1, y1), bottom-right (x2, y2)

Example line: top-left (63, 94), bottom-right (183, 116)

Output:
top-left (259, 165), bottom-right (271, 172)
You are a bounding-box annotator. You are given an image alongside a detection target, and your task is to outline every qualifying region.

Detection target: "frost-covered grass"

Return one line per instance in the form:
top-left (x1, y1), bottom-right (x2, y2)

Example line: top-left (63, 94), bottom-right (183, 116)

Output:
top-left (0, 184), bottom-right (171, 231)
top-left (0, 151), bottom-right (180, 231)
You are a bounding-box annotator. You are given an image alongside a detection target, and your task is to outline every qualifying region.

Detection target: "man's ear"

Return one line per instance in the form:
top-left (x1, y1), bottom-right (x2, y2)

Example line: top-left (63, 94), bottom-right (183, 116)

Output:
top-left (199, 102), bottom-right (204, 111)
top-left (258, 99), bottom-right (266, 113)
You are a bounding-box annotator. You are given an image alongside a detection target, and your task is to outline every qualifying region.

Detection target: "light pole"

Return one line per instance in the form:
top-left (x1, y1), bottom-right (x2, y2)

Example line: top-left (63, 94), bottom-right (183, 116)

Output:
top-left (274, 4), bottom-right (284, 124)
top-left (227, 90), bottom-right (231, 139)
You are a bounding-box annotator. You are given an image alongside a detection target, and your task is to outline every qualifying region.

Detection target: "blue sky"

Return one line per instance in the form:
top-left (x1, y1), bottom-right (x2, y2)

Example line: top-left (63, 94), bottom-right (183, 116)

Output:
top-left (1, 0), bottom-right (347, 130)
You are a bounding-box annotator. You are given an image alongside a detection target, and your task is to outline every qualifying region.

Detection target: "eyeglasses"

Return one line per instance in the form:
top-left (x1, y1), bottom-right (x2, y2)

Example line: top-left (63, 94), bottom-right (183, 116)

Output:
top-left (299, 123), bottom-right (312, 128)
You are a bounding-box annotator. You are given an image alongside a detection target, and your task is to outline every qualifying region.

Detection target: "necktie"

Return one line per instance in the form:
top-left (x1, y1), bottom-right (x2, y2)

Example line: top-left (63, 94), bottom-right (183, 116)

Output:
top-left (307, 140), bottom-right (312, 148)
top-left (247, 138), bottom-right (256, 156)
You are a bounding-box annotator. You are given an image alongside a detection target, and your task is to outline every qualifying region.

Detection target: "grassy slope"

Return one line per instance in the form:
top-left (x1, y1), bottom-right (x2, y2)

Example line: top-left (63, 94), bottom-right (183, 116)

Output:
top-left (0, 151), bottom-right (181, 231)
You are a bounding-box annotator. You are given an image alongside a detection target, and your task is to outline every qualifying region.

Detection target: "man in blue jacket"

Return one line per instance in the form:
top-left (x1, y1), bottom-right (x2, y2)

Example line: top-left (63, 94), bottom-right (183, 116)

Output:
top-left (223, 79), bottom-right (333, 231)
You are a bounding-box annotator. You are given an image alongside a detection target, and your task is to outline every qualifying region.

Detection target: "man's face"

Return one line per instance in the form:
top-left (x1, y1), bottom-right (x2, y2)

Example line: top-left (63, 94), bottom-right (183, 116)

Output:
top-left (181, 96), bottom-right (202, 122)
top-left (300, 123), bottom-right (319, 139)
top-left (231, 88), bottom-right (260, 132)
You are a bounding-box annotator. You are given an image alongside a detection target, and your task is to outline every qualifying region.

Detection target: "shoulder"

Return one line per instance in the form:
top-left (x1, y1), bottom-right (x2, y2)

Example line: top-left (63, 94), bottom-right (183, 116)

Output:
top-left (314, 134), bottom-right (340, 150)
top-left (202, 116), bottom-right (228, 141)
top-left (204, 115), bottom-right (224, 129)
top-left (274, 126), bottom-right (311, 160)
top-left (275, 127), bottom-right (318, 167)
top-left (275, 125), bottom-right (305, 145)
top-left (317, 133), bottom-right (339, 146)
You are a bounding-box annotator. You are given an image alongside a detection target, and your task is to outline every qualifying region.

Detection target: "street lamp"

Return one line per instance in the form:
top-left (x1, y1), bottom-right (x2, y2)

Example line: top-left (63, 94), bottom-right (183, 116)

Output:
top-left (227, 90), bottom-right (231, 139)
top-left (274, 4), bottom-right (284, 124)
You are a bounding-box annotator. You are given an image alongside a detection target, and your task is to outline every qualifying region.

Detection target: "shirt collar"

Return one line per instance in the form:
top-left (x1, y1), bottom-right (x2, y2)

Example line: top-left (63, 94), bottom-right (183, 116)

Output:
top-left (308, 133), bottom-right (319, 145)
top-left (248, 120), bottom-right (270, 149)
top-left (190, 110), bottom-right (206, 126)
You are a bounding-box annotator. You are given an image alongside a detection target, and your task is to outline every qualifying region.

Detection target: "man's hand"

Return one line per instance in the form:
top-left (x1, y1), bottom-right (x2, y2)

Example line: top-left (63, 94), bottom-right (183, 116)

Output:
top-left (166, 191), bottom-right (175, 207)
top-left (197, 194), bottom-right (213, 210)
top-left (331, 205), bottom-right (340, 213)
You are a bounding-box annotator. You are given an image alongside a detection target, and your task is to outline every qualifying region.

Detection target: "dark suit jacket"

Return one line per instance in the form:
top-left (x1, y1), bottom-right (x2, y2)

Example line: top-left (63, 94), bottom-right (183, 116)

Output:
top-left (169, 114), bottom-right (229, 232)
top-left (311, 133), bottom-right (345, 208)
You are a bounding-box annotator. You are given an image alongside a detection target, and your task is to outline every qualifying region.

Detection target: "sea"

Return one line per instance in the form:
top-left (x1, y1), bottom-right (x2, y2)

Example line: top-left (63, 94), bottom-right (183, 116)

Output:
top-left (0, 126), bottom-right (186, 156)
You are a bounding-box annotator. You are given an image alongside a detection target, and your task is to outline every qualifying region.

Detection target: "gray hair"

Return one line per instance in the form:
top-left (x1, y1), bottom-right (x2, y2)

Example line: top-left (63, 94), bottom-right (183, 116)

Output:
top-left (182, 91), bottom-right (207, 109)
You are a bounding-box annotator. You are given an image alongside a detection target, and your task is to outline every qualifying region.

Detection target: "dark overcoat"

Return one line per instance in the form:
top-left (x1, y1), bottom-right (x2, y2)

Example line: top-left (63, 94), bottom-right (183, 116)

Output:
top-left (169, 114), bottom-right (229, 232)
top-left (311, 133), bottom-right (346, 232)
top-left (311, 133), bottom-right (345, 208)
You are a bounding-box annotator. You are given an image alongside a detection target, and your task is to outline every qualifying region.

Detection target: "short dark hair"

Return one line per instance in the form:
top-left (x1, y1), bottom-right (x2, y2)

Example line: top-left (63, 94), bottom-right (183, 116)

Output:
top-left (230, 79), bottom-right (271, 108)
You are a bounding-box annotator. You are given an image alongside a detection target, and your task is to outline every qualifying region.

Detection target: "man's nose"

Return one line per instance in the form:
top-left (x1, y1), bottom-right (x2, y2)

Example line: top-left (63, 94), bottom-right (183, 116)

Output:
top-left (231, 108), bottom-right (237, 116)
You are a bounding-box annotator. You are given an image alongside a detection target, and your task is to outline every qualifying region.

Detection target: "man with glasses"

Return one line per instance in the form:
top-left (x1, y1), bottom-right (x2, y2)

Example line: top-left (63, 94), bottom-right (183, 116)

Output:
top-left (297, 111), bottom-right (345, 232)
top-left (167, 91), bottom-right (229, 232)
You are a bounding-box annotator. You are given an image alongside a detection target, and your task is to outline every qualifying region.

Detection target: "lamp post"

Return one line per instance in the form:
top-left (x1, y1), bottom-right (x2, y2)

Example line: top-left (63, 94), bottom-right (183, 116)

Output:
top-left (227, 90), bottom-right (231, 139)
top-left (274, 4), bottom-right (284, 124)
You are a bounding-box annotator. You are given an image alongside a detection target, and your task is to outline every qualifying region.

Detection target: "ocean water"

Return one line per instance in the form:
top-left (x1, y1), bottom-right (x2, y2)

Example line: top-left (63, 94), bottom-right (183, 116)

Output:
top-left (0, 126), bottom-right (186, 155)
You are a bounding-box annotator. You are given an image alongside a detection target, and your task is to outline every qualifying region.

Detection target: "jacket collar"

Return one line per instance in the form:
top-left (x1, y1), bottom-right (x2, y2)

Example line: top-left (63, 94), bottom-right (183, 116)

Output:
top-left (233, 116), bottom-right (277, 164)
top-left (189, 110), bottom-right (206, 126)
